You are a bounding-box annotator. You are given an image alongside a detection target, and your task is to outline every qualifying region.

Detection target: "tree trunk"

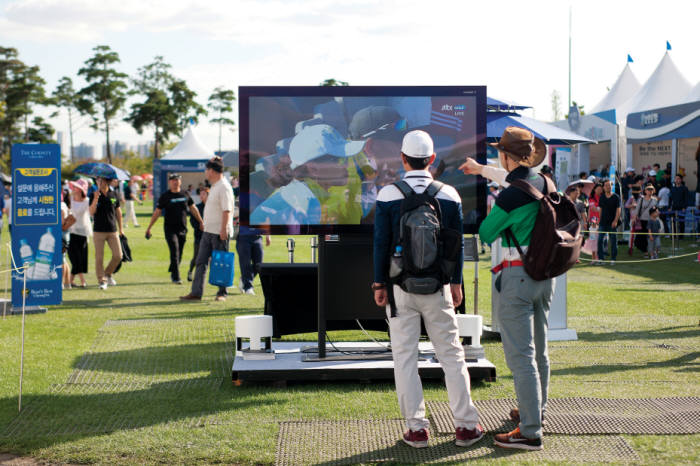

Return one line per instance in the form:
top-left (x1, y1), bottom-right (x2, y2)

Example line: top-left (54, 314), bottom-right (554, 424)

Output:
top-left (104, 110), bottom-right (112, 164)
top-left (154, 126), bottom-right (160, 160)
top-left (68, 107), bottom-right (75, 165)
top-left (218, 116), bottom-right (222, 154)
top-left (24, 101), bottom-right (29, 142)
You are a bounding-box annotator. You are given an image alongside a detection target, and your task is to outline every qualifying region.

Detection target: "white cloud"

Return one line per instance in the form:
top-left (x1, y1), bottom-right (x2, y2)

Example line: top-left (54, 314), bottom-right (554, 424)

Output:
top-left (2, 0), bottom-right (699, 154)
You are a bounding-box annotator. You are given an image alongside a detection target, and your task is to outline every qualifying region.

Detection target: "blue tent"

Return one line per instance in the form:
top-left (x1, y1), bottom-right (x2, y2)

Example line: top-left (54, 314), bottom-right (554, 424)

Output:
top-left (486, 97), bottom-right (531, 112)
top-left (487, 111), bottom-right (595, 145)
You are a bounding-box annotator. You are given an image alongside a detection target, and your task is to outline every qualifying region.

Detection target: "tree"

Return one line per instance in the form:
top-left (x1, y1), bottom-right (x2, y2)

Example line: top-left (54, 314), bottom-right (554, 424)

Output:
top-left (125, 89), bottom-right (177, 160)
top-left (551, 90), bottom-right (562, 121)
top-left (10, 65), bottom-right (48, 141)
top-left (207, 87), bottom-right (235, 153)
top-left (320, 78), bottom-right (349, 86)
top-left (26, 116), bottom-right (55, 144)
top-left (77, 45), bottom-right (128, 164)
top-left (0, 46), bottom-right (23, 156)
top-left (126, 56), bottom-right (206, 159)
top-left (170, 79), bottom-right (206, 132)
top-left (0, 48), bottom-right (49, 155)
top-left (53, 76), bottom-right (80, 163)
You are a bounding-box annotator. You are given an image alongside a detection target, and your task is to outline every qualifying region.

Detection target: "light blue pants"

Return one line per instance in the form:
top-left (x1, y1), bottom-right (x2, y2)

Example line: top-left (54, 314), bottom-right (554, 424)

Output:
top-left (498, 266), bottom-right (554, 439)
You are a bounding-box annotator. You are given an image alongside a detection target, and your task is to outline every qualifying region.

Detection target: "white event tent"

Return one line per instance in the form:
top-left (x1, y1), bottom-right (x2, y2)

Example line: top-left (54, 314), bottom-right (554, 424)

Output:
top-left (153, 125), bottom-right (215, 202)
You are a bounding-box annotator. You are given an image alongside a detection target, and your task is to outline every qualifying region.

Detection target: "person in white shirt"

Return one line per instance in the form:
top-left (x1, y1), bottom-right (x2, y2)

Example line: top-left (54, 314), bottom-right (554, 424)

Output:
top-left (180, 156), bottom-right (234, 302)
top-left (67, 179), bottom-right (92, 287)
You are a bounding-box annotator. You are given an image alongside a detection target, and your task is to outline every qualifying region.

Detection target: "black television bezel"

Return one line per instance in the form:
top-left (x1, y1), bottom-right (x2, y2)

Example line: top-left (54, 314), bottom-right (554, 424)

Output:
top-left (239, 85), bottom-right (487, 235)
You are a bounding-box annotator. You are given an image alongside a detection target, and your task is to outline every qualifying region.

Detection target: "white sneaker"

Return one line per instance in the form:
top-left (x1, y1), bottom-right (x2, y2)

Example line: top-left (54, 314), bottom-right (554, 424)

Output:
top-left (238, 280), bottom-right (245, 293)
top-left (244, 288), bottom-right (255, 296)
top-left (106, 276), bottom-right (117, 286)
top-left (99, 282), bottom-right (108, 290)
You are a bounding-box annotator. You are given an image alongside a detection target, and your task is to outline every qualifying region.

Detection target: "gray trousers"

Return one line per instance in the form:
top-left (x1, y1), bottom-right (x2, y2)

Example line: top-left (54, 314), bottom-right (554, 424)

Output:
top-left (191, 232), bottom-right (229, 297)
top-left (498, 266), bottom-right (554, 439)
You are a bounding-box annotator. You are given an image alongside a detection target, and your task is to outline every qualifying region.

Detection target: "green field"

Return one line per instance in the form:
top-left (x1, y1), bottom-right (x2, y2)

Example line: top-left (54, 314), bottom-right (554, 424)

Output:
top-left (0, 204), bottom-right (698, 465)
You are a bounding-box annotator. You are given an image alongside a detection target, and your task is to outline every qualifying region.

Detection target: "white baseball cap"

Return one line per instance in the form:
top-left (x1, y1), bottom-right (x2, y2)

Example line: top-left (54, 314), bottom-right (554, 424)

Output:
top-left (401, 130), bottom-right (434, 158)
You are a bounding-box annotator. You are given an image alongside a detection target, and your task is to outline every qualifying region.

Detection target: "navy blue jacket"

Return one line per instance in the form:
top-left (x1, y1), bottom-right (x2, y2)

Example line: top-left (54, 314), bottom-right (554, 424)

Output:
top-left (373, 170), bottom-right (463, 285)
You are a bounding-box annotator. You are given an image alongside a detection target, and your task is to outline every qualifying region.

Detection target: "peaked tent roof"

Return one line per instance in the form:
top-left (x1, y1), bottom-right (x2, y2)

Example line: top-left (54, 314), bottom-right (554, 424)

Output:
top-left (590, 62), bottom-right (641, 115)
top-left (161, 125), bottom-right (214, 161)
top-left (617, 51), bottom-right (692, 121)
top-left (487, 112), bottom-right (594, 145)
top-left (684, 81), bottom-right (700, 103)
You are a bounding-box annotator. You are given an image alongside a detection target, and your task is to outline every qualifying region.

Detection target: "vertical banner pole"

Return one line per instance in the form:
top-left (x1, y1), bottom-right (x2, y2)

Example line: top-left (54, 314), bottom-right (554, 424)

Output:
top-left (1, 243), bottom-right (5, 319)
top-left (473, 235), bottom-right (479, 315)
top-left (18, 266), bottom-right (27, 412)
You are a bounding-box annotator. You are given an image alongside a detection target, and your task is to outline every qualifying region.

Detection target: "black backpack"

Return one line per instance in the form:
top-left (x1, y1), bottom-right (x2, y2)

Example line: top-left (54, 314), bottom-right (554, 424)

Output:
top-left (388, 180), bottom-right (462, 297)
top-left (504, 175), bottom-right (583, 280)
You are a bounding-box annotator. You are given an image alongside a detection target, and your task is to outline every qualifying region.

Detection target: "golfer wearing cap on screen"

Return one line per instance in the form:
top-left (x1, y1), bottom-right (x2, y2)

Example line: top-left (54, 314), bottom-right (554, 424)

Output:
top-left (372, 130), bottom-right (483, 449)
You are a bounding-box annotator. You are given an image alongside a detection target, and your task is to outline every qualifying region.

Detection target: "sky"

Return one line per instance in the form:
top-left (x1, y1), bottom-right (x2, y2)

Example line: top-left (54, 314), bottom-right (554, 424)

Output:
top-left (1, 0), bottom-right (698, 157)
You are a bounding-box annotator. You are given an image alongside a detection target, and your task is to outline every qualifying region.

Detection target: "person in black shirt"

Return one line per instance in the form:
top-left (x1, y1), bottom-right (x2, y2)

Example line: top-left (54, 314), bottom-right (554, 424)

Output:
top-left (187, 186), bottom-right (208, 282)
top-left (146, 173), bottom-right (204, 283)
top-left (597, 179), bottom-right (621, 263)
top-left (89, 176), bottom-right (124, 289)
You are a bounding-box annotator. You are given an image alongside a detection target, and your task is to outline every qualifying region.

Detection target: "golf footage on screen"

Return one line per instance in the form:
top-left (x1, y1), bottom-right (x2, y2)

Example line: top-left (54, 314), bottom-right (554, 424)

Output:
top-left (239, 86), bottom-right (486, 234)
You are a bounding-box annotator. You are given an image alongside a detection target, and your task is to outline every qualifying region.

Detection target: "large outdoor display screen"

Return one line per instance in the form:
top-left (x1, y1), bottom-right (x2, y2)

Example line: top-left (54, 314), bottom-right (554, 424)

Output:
top-left (239, 86), bottom-right (487, 234)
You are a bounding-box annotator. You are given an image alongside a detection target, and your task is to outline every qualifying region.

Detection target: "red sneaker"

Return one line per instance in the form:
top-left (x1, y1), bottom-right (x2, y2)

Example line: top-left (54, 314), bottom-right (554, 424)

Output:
top-left (494, 426), bottom-right (543, 451)
top-left (402, 428), bottom-right (428, 448)
top-left (455, 424), bottom-right (484, 447)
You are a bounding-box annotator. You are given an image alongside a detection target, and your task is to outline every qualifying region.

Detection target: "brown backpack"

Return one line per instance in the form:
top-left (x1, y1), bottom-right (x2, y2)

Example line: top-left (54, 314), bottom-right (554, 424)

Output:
top-left (504, 175), bottom-right (583, 280)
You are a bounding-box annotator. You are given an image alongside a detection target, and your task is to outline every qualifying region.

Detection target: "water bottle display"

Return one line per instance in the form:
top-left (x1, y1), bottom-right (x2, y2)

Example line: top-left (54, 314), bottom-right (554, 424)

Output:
top-left (31, 228), bottom-right (56, 281)
top-left (19, 239), bottom-right (34, 277)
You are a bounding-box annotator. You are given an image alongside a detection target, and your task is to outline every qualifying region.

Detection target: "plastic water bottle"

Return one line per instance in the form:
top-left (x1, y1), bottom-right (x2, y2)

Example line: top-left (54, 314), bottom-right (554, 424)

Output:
top-left (32, 228), bottom-right (56, 280)
top-left (389, 245), bottom-right (403, 278)
top-left (19, 239), bottom-right (34, 277)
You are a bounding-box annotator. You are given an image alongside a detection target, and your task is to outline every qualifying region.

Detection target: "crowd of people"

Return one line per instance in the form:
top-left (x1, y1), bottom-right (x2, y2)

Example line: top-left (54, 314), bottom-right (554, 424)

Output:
top-left (19, 156), bottom-right (270, 300)
top-left (482, 144), bottom-right (700, 264)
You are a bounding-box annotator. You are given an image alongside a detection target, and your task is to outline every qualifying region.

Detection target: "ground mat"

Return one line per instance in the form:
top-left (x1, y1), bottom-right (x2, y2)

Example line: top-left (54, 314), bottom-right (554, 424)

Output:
top-left (275, 420), bottom-right (639, 465)
top-left (428, 397), bottom-right (700, 435)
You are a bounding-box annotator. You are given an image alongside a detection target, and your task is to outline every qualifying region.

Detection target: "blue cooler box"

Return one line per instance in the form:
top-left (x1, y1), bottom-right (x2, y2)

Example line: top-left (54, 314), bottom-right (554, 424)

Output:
top-left (209, 250), bottom-right (235, 287)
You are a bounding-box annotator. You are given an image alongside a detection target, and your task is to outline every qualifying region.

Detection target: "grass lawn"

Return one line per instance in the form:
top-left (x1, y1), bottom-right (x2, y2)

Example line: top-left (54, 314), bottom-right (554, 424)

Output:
top-left (0, 203), bottom-right (698, 465)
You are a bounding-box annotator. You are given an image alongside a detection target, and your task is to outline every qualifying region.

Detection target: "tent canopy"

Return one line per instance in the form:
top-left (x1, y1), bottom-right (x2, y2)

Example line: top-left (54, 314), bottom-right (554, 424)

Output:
top-left (487, 112), bottom-right (595, 145)
top-left (591, 62), bottom-right (641, 115)
top-left (161, 125), bottom-right (213, 161)
top-left (684, 81), bottom-right (700, 104)
top-left (487, 96), bottom-right (530, 112)
top-left (617, 51), bottom-right (692, 120)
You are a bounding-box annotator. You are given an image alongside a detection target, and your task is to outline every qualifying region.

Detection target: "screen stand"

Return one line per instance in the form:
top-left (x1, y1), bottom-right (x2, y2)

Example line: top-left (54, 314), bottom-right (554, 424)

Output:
top-left (317, 234), bottom-right (327, 359)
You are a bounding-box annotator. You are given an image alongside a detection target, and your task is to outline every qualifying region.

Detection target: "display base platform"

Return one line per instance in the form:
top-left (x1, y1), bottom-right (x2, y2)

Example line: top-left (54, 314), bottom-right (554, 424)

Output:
top-left (482, 325), bottom-right (577, 342)
top-left (548, 328), bottom-right (578, 341)
top-left (10, 306), bottom-right (47, 315)
top-left (232, 341), bottom-right (497, 384)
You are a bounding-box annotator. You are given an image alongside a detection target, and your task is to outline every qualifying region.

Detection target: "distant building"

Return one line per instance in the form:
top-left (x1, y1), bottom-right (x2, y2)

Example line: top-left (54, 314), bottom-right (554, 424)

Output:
top-left (56, 131), bottom-right (65, 156)
top-left (75, 143), bottom-right (95, 160)
top-left (102, 141), bottom-right (129, 158)
top-left (136, 142), bottom-right (153, 157)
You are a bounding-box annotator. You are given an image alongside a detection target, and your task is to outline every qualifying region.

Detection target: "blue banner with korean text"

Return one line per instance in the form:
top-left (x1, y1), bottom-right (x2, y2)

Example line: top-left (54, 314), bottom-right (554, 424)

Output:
top-left (11, 144), bottom-right (62, 307)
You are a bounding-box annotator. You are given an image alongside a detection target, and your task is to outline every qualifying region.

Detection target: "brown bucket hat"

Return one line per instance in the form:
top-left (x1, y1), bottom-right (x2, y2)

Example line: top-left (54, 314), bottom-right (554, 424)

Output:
top-left (489, 126), bottom-right (546, 168)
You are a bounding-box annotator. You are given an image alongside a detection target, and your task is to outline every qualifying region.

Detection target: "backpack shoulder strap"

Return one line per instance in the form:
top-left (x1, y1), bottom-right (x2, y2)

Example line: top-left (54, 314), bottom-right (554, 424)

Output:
top-left (393, 180), bottom-right (414, 198)
top-left (509, 174), bottom-right (548, 200)
top-left (425, 180), bottom-right (444, 198)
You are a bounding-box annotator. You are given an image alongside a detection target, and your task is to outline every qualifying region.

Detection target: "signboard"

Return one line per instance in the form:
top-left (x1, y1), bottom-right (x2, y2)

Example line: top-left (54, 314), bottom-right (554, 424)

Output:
top-left (11, 144), bottom-right (62, 307)
top-left (633, 140), bottom-right (671, 174)
top-left (555, 147), bottom-right (571, 192)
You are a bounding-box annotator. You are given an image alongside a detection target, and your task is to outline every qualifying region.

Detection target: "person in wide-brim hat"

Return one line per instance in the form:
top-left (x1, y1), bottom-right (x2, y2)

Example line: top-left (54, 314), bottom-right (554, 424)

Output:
top-left (489, 126), bottom-right (546, 168)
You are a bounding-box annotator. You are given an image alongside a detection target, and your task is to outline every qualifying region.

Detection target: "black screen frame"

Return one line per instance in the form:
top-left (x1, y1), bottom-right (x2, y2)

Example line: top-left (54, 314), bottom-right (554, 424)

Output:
top-left (239, 85), bottom-right (487, 235)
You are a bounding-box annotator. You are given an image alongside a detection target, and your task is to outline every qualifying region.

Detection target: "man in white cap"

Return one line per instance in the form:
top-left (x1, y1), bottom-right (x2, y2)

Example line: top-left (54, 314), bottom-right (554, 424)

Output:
top-left (372, 130), bottom-right (482, 449)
